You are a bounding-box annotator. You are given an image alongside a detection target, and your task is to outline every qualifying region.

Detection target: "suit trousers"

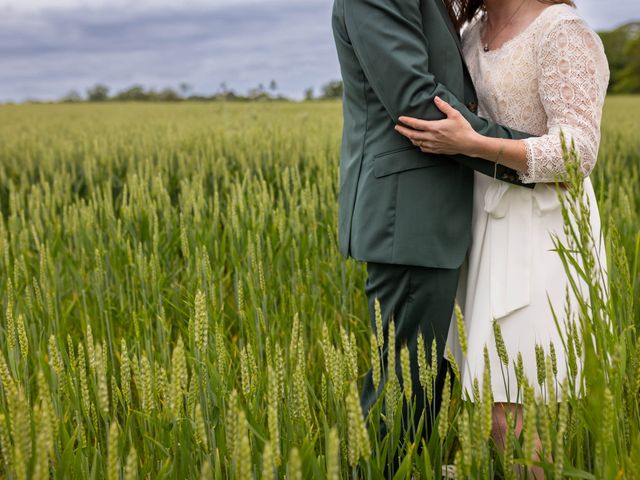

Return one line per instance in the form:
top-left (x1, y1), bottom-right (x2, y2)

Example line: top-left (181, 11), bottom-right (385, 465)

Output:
top-left (360, 261), bottom-right (460, 443)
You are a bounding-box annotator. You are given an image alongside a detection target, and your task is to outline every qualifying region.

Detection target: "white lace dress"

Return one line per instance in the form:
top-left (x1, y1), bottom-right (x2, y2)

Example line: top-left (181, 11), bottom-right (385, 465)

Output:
top-left (445, 4), bottom-right (610, 403)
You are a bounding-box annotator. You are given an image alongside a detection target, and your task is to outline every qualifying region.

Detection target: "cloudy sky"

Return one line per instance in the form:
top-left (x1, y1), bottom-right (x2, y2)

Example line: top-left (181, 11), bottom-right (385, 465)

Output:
top-left (0, 0), bottom-right (638, 102)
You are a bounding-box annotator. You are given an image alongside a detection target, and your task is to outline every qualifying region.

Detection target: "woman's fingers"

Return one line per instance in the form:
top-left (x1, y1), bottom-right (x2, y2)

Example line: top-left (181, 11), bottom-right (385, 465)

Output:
top-left (393, 125), bottom-right (439, 152)
top-left (420, 142), bottom-right (441, 153)
top-left (397, 116), bottom-right (433, 131)
top-left (394, 125), bottom-right (437, 143)
top-left (434, 96), bottom-right (458, 117)
top-left (394, 125), bottom-right (437, 140)
top-left (394, 124), bottom-right (422, 141)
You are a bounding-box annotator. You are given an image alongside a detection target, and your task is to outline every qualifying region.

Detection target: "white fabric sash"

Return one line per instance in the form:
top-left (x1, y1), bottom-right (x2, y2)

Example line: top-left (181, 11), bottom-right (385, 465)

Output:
top-left (483, 183), bottom-right (562, 319)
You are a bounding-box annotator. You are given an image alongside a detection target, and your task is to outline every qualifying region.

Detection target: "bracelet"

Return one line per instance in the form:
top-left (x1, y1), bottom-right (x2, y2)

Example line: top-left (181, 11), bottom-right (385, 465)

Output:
top-left (494, 140), bottom-right (505, 179)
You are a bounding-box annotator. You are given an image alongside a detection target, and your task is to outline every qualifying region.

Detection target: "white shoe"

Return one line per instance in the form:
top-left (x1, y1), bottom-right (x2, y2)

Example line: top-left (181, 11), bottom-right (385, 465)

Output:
top-left (410, 464), bottom-right (456, 479)
top-left (441, 464), bottom-right (457, 479)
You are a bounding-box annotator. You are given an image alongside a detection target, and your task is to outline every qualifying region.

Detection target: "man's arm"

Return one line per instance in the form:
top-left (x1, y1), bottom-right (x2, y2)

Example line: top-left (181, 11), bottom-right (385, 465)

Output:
top-left (343, 0), bottom-right (534, 184)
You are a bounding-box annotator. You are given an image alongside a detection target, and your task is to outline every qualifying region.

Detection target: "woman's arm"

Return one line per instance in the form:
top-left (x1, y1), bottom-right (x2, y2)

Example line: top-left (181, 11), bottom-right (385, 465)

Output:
top-left (467, 136), bottom-right (529, 173)
top-left (395, 15), bottom-right (610, 184)
top-left (517, 16), bottom-right (609, 183)
top-left (395, 97), bottom-right (530, 175)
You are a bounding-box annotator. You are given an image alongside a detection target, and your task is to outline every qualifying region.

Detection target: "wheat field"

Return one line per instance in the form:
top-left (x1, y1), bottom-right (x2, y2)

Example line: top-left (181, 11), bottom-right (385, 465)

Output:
top-left (0, 97), bottom-right (638, 479)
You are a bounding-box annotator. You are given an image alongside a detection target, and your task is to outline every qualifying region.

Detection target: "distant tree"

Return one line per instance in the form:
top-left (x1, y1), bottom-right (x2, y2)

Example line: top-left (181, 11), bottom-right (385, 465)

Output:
top-left (320, 80), bottom-right (343, 99)
top-left (157, 88), bottom-right (181, 101)
top-left (247, 84), bottom-right (270, 100)
top-left (87, 84), bottom-right (109, 101)
top-left (304, 87), bottom-right (314, 101)
top-left (61, 90), bottom-right (83, 102)
top-left (179, 82), bottom-right (192, 97)
top-left (269, 80), bottom-right (278, 93)
top-left (599, 22), bottom-right (640, 93)
top-left (616, 34), bottom-right (640, 93)
top-left (222, 91), bottom-right (239, 101)
top-left (114, 85), bottom-right (149, 101)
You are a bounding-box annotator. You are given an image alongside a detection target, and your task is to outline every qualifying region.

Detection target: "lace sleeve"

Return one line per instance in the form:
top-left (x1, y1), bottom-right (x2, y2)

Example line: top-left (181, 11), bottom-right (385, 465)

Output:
top-left (519, 15), bottom-right (610, 183)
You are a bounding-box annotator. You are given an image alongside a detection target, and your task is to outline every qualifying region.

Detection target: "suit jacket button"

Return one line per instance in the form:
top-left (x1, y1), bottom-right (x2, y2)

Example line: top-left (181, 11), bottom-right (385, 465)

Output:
top-left (467, 101), bottom-right (478, 113)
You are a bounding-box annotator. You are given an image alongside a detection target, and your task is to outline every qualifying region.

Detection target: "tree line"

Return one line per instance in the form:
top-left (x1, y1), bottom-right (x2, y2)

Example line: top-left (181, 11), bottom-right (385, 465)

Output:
top-left (59, 80), bottom-right (344, 103)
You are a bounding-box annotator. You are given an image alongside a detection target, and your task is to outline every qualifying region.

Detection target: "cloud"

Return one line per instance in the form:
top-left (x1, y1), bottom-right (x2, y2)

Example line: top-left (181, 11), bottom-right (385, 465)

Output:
top-left (0, 0), bottom-right (298, 13)
top-left (577, 0), bottom-right (638, 31)
top-left (0, 0), bottom-right (637, 102)
top-left (0, 0), bottom-right (340, 101)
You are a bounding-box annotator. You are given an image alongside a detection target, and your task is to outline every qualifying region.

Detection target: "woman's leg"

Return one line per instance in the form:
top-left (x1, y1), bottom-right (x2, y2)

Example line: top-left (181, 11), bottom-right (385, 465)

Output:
top-left (492, 402), bottom-right (547, 479)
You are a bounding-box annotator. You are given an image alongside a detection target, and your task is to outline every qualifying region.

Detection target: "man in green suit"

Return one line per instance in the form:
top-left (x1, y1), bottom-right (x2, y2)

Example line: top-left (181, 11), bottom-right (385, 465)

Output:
top-left (331, 0), bottom-right (534, 443)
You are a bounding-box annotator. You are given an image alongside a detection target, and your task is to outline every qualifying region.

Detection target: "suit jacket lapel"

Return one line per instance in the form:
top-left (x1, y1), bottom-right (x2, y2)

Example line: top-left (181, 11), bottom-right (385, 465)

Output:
top-left (432, 0), bottom-right (464, 56)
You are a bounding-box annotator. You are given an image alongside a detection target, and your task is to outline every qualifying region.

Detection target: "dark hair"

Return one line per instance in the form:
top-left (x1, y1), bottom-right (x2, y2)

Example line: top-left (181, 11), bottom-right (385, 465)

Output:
top-left (445, 0), bottom-right (576, 30)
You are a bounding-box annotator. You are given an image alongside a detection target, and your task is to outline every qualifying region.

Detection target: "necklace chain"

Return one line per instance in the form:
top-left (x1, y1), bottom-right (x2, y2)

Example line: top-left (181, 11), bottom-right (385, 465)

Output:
top-left (482, 0), bottom-right (529, 52)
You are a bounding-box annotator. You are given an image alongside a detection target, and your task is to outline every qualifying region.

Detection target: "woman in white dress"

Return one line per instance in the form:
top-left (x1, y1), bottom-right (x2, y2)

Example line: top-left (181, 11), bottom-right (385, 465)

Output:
top-left (395, 0), bottom-right (609, 474)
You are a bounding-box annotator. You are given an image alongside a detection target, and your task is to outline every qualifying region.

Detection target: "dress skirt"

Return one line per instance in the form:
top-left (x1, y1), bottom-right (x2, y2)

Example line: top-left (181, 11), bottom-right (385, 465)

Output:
top-left (445, 171), bottom-right (606, 403)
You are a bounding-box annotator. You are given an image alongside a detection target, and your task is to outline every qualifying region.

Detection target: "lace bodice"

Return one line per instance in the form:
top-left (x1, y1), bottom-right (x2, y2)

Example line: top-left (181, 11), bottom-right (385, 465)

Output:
top-left (462, 4), bottom-right (610, 183)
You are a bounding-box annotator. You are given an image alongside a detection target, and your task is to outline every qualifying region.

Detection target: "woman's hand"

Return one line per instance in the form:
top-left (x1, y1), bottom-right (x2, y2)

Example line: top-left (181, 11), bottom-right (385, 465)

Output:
top-left (394, 96), bottom-right (481, 156)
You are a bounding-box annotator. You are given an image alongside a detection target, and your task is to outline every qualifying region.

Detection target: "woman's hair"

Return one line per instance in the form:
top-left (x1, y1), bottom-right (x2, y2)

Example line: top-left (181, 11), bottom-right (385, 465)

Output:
top-left (445, 0), bottom-right (576, 30)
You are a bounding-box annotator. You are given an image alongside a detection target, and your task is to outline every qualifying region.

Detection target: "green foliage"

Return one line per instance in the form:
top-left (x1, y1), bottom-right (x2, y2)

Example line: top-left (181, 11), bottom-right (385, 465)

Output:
top-left (320, 81), bottom-right (344, 100)
top-left (113, 85), bottom-right (152, 101)
top-left (616, 33), bottom-right (640, 93)
top-left (65, 82), bottom-right (296, 103)
top-left (599, 22), bottom-right (640, 93)
top-left (86, 84), bottom-right (110, 101)
top-left (304, 87), bottom-right (314, 101)
top-left (0, 98), bottom-right (637, 478)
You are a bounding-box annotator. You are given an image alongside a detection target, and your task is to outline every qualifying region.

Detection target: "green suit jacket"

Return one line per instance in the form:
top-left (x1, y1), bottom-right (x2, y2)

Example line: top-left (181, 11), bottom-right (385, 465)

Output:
top-left (332, 0), bottom-right (534, 269)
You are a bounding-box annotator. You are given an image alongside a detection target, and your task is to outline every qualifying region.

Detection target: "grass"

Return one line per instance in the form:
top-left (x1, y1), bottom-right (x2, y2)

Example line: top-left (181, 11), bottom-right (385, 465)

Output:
top-left (0, 97), bottom-right (638, 479)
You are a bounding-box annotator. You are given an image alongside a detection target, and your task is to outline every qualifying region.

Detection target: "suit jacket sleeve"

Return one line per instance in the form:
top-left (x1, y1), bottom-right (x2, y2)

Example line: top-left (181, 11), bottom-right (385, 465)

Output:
top-left (343, 0), bottom-right (535, 185)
